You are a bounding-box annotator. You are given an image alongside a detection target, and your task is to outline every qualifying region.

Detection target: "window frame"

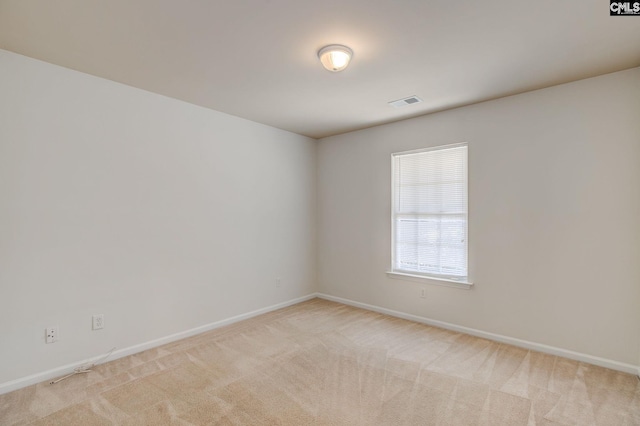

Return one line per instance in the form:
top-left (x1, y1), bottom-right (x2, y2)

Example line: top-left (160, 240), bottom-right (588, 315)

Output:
top-left (389, 143), bottom-right (472, 287)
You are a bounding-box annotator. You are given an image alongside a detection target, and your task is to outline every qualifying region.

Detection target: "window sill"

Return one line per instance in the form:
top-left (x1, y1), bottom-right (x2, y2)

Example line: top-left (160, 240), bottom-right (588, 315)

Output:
top-left (386, 271), bottom-right (474, 289)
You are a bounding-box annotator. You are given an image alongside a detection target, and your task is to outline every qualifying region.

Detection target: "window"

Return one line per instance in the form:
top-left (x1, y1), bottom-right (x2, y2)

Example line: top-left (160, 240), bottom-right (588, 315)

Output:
top-left (391, 143), bottom-right (468, 282)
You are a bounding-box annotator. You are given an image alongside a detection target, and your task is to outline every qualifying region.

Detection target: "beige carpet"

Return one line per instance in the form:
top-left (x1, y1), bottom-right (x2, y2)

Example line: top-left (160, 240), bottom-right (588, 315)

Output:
top-left (1, 298), bottom-right (639, 425)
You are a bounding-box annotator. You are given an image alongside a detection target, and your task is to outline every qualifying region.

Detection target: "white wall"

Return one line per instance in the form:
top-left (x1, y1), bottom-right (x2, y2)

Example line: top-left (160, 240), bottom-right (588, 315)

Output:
top-left (0, 50), bottom-right (317, 385)
top-left (318, 68), bottom-right (640, 366)
top-left (2, 47), bottom-right (638, 390)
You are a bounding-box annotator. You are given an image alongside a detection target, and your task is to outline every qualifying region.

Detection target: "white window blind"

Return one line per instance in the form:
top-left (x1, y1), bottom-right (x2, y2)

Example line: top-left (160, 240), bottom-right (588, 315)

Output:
top-left (392, 144), bottom-right (468, 280)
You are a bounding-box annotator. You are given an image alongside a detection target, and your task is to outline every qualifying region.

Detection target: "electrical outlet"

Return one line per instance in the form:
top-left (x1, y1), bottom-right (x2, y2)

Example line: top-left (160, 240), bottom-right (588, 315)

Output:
top-left (420, 288), bottom-right (427, 298)
top-left (92, 314), bottom-right (104, 330)
top-left (46, 326), bottom-right (58, 344)
top-left (276, 277), bottom-right (281, 288)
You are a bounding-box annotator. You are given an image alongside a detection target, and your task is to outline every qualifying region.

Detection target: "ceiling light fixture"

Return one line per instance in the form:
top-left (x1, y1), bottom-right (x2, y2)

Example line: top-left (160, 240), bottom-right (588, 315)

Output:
top-left (318, 44), bottom-right (353, 72)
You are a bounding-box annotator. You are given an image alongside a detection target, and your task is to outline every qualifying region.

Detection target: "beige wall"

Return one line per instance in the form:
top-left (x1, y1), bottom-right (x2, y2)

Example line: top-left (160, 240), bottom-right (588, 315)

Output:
top-left (0, 50), bottom-right (317, 386)
top-left (1, 46), bottom-right (638, 390)
top-left (318, 68), bottom-right (640, 366)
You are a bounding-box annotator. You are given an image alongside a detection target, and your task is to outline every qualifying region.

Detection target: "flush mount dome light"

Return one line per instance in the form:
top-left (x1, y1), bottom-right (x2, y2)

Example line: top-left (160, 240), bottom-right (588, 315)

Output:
top-left (318, 44), bottom-right (353, 72)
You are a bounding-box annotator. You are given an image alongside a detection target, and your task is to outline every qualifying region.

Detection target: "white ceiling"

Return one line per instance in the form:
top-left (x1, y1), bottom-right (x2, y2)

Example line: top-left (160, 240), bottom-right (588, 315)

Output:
top-left (1, 0), bottom-right (639, 139)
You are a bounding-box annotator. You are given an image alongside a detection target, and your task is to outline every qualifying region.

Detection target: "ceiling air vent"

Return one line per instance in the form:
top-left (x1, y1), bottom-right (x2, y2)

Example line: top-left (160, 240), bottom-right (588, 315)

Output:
top-left (388, 96), bottom-right (423, 108)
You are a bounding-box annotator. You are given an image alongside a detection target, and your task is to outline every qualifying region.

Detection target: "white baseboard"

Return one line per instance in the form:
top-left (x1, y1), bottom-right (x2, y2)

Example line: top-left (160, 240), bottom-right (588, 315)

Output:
top-left (3, 292), bottom-right (637, 395)
top-left (0, 293), bottom-right (317, 396)
top-left (316, 293), bottom-right (640, 376)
